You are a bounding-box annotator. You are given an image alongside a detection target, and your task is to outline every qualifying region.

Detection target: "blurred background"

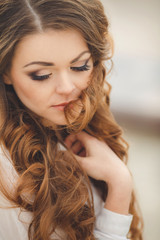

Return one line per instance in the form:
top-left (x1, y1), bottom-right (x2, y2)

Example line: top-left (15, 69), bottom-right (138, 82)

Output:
top-left (101, 0), bottom-right (160, 239)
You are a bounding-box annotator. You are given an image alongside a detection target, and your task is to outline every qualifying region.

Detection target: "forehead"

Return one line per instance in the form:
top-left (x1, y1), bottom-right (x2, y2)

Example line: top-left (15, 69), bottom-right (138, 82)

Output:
top-left (12, 29), bottom-right (89, 67)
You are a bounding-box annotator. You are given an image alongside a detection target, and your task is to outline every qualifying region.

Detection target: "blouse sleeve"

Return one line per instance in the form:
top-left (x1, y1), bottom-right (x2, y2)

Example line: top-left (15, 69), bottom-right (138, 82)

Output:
top-left (91, 182), bottom-right (133, 240)
top-left (94, 208), bottom-right (133, 240)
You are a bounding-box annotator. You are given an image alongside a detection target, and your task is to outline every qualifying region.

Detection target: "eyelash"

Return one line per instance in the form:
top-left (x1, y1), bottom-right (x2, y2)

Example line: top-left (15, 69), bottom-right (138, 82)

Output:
top-left (70, 64), bottom-right (90, 72)
top-left (30, 73), bottom-right (52, 81)
top-left (29, 63), bottom-right (90, 81)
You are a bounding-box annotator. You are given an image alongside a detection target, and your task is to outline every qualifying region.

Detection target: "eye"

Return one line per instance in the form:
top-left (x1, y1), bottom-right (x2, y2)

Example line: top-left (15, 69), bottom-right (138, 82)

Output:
top-left (29, 73), bottom-right (52, 81)
top-left (70, 63), bottom-right (90, 72)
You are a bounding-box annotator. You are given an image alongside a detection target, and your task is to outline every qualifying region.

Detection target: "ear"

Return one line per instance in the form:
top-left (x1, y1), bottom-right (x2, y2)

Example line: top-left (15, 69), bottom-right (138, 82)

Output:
top-left (3, 73), bottom-right (12, 85)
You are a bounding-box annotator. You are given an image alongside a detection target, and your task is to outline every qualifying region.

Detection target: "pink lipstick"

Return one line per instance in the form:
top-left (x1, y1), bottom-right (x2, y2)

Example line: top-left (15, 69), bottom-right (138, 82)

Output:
top-left (52, 102), bottom-right (70, 111)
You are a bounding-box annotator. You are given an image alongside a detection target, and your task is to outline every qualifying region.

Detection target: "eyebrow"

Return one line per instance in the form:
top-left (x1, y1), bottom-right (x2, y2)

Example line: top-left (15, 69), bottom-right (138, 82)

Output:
top-left (23, 50), bottom-right (90, 68)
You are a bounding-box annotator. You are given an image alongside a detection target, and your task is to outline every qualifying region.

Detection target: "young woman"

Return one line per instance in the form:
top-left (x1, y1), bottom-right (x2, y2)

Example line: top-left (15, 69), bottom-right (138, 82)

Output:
top-left (0, 0), bottom-right (143, 239)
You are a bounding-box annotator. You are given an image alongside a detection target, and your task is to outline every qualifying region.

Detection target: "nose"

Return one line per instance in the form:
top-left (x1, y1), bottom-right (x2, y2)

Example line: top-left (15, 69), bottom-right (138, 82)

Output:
top-left (55, 70), bottom-right (75, 95)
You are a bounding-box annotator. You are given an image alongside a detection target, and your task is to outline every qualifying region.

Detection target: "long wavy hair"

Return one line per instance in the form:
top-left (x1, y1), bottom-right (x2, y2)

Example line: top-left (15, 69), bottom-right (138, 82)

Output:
top-left (0, 0), bottom-right (143, 239)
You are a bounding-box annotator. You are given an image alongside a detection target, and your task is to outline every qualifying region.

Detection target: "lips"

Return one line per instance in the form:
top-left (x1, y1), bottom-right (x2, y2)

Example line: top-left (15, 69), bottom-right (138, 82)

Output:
top-left (53, 102), bottom-right (70, 107)
top-left (51, 101), bottom-right (73, 111)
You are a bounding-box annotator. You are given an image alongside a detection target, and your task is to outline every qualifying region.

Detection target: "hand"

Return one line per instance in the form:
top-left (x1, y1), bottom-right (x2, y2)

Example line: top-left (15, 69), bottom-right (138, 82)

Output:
top-left (65, 131), bottom-right (130, 183)
top-left (65, 131), bottom-right (133, 214)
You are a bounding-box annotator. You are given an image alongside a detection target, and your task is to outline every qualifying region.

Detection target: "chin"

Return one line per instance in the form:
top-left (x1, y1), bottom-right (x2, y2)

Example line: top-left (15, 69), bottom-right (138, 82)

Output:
top-left (41, 117), bottom-right (67, 128)
top-left (40, 103), bottom-right (82, 128)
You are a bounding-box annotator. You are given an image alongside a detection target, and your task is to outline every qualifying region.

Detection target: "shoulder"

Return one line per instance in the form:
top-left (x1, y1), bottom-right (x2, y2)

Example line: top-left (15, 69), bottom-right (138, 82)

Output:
top-left (0, 144), bottom-right (17, 178)
top-left (0, 144), bottom-right (11, 166)
top-left (0, 144), bottom-right (18, 198)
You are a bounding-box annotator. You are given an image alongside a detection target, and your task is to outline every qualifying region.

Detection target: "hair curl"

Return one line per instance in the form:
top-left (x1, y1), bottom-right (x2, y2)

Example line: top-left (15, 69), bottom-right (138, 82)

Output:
top-left (0, 0), bottom-right (143, 239)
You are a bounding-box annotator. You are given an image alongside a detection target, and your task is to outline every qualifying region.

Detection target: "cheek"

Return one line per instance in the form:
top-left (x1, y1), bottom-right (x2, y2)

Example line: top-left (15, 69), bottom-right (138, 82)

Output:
top-left (12, 78), bottom-right (43, 105)
top-left (76, 72), bottom-right (92, 90)
top-left (14, 82), bottom-right (35, 99)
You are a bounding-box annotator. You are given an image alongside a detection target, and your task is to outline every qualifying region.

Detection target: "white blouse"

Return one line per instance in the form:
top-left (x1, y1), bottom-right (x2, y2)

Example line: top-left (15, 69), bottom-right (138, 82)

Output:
top-left (0, 145), bottom-right (133, 240)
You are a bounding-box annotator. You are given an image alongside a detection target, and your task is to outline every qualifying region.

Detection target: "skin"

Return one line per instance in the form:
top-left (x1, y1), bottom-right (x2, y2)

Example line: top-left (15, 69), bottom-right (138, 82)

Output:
top-left (4, 29), bottom-right (93, 125)
top-left (4, 29), bottom-right (133, 215)
top-left (65, 132), bottom-right (133, 215)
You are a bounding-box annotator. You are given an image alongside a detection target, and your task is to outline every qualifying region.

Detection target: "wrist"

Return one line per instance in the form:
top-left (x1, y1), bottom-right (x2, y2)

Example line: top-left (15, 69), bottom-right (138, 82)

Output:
top-left (104, 167), bottom-right (133, 214)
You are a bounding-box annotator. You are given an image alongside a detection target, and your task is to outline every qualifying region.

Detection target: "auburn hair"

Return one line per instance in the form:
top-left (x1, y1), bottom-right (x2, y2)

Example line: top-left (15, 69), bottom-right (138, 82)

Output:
top-left (0, 0), bottom-right (143, 239)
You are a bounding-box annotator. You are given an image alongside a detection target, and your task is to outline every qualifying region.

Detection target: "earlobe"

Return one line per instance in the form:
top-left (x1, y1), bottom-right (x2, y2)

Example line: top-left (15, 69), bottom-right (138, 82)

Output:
top-left (3, 74), bottom-right (12, 85)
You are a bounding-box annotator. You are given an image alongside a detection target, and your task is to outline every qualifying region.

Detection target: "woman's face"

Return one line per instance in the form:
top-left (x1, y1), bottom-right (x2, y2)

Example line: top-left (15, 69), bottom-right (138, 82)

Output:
top-left (4, 29), bottom-right (93, 125)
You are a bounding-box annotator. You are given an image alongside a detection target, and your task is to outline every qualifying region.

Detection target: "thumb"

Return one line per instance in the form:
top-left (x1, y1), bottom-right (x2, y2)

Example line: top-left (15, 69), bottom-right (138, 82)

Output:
top-left (72, 151), bottom-right (89, 169)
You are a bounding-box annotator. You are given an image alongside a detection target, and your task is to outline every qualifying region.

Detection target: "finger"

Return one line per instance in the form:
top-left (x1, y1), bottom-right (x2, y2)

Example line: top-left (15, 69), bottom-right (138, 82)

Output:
top-left (78, 148), bottom-right (86, 157)
top-left (75, 131), bottom-right (96, 150)
top-left (70, 140), bottom-right (83, 155)
top-left (73, 154), bottom-right (91, 175)
top-left (64, 134), bottom-right (77, 148)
